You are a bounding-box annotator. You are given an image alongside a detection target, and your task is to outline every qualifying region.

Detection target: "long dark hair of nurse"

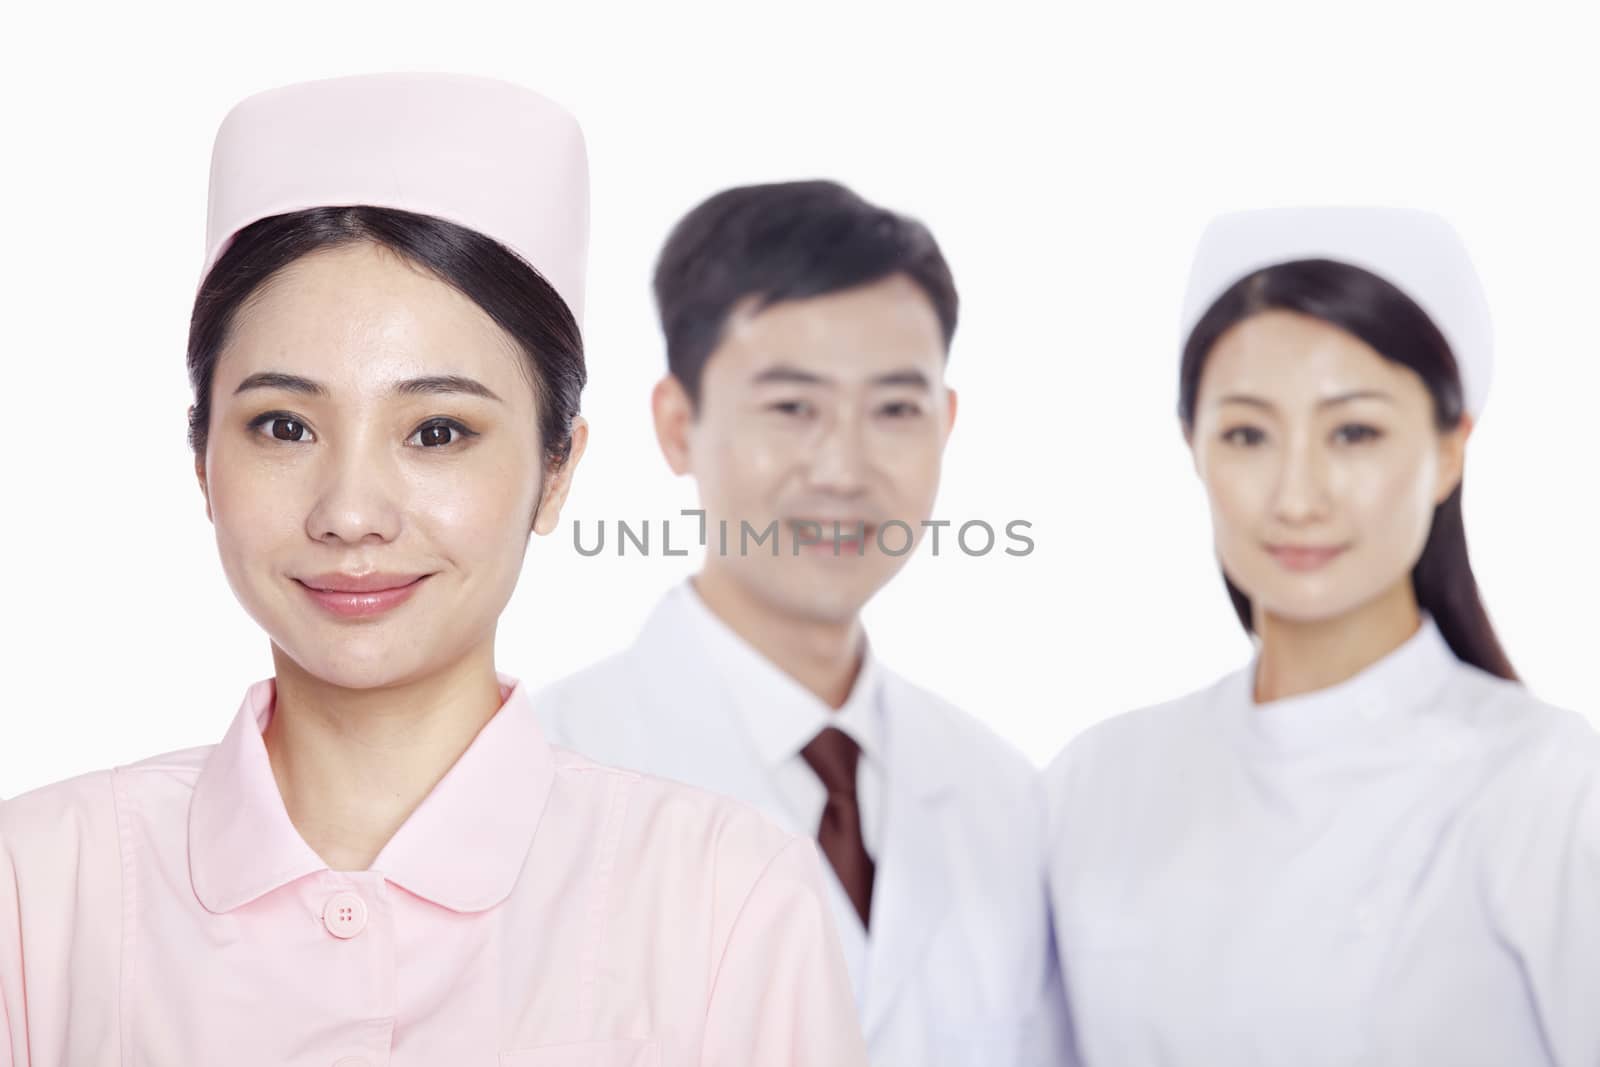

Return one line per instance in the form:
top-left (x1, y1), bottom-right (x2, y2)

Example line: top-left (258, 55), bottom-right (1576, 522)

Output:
top-left (186, 205), bottom-right (586, 473)
top-left (1178, 258), bottom-right (1516, 681)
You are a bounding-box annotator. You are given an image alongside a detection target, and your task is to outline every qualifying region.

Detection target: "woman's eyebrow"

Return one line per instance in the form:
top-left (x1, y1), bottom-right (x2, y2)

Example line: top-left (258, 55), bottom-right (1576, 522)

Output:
top-left (1217, 394), bottom-right (1273, 411)
top-left (393, 375), bottom-right (503, 402)
top-left (231, 372), bottom-right (502, 403)
top-left (233, 371), bottom-right (327, 396)
top-left (1318, 390), bottom-right (1394, 408)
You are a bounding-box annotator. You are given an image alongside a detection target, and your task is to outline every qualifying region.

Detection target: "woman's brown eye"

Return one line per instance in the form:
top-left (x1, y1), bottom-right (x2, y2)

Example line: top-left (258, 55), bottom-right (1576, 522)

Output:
top-left (406, 419), bottom-right (476, 448)
top-left (1222, 426), bottom-right (1265, 446)
top-left (273, 418), bottom-right (306, 441)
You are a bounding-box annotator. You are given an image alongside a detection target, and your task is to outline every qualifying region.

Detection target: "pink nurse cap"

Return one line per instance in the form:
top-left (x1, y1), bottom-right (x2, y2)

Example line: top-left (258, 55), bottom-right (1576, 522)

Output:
top-left (1180, 207), bottom-right (1493, 416)
top-left (201, 72), bottom-right (590, 322)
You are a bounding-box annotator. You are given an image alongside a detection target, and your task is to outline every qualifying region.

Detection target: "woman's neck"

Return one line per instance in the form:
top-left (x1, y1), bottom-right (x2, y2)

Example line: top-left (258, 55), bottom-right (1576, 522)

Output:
top-left (691, 569), bottom-right (865, 710)
top-left (1252, 581), bottom-right (1422, 704)
top-left (262, 641), bottom-right (505, 871)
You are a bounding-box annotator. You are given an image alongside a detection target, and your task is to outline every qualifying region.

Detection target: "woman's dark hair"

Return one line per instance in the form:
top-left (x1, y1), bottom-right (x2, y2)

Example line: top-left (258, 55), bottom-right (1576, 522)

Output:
top-left (187, 206), bottom-right (585, 470)
top-left (1180, 259), bottom-right (1516, 681)
top-left (653, 179), bottom-right (958, 406)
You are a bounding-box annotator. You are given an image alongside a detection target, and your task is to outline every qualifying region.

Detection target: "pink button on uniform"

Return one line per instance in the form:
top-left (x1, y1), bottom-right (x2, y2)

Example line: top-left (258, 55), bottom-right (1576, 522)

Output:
top-left (322, 892), bottom-right (367, 939)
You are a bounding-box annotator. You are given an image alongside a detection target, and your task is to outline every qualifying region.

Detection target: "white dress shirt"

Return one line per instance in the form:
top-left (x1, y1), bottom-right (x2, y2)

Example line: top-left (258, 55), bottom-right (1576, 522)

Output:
top-left (668, 584), bottom-right (884, 981)
top-left (675, 581), bottom-right (887, 867)
top-left (536, 581), bottom-right (1072, 1066)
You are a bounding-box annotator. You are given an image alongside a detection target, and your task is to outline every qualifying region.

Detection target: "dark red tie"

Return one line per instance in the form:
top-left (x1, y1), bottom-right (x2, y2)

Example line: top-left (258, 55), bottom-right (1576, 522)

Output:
top-left (800, 726), bottom-right (875, 928)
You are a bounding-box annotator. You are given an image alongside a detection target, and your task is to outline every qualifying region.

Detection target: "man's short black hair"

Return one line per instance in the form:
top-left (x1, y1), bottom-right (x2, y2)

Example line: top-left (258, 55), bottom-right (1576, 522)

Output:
top-left (652, 180), bottom-right (958, 404)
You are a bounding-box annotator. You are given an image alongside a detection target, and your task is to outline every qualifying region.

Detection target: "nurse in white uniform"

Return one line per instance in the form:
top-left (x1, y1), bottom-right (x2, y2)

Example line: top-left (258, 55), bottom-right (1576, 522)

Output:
top-left (536, 181), bottom-right (1071, 1066)
top-left (1046, 206), bottom-right (1600, 1066)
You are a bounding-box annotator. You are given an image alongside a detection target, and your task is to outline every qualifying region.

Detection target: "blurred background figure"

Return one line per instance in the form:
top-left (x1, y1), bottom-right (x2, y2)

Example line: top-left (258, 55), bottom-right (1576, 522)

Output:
top-left (537, 180), bottom-right (1071, 1065)
top-left (1047, 207), bottom-right (1600, 1066)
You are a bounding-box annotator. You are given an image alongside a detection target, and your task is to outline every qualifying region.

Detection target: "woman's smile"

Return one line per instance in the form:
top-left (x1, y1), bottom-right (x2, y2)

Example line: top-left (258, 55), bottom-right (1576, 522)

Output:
top-left (293, 571), bottom-right (434, 619)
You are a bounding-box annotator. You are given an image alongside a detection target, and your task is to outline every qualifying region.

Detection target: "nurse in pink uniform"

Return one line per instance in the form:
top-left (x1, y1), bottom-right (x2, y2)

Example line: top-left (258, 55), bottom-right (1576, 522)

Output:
top-left (0, 73), bottom-right (866, 1067)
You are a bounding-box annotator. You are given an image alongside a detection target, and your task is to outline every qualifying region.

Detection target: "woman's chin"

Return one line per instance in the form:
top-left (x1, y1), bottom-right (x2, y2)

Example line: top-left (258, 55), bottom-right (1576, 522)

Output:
top-left (270, 639), bottom-right (431, 692)
top-left (1252, 588), bottom-right (1377, 627)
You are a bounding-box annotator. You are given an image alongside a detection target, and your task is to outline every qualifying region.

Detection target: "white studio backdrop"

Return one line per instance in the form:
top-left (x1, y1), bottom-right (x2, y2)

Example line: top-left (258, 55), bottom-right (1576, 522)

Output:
top-left (1, 0), bottom-right (1596, 797)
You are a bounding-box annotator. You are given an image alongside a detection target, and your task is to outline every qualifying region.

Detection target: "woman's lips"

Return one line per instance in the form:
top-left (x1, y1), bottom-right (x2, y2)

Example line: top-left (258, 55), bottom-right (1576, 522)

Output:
top-left (295, 574), bottom-right (430, 619)
top-left (1265, 544), bottom-right (1348, 572)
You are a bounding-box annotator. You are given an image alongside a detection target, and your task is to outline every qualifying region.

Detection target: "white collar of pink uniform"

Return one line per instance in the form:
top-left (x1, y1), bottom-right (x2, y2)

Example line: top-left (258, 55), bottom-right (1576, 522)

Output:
top-left (187, 673), bottom-right (555, 914)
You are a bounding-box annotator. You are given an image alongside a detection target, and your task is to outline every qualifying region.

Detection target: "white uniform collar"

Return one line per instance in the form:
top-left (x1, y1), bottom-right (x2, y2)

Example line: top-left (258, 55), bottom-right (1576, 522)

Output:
top-left (666, 580), bottom-right (885, 767)
top-left (1228, 613), bottom-right (1461, 754)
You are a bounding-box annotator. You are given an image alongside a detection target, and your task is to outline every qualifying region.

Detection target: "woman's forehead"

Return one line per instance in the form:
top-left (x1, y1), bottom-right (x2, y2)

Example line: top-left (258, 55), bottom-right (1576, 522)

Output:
top-left (218, 243), bottom-right (531, 397)
top-left (1201, 310), bottom-right (1426, 404)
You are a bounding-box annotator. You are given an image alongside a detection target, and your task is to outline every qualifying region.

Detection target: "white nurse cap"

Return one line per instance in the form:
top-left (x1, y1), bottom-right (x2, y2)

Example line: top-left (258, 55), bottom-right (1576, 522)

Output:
top-left (1179, 206), bottom-right (1493, 416)
top-left (201, 72), bottom-right (590, 323)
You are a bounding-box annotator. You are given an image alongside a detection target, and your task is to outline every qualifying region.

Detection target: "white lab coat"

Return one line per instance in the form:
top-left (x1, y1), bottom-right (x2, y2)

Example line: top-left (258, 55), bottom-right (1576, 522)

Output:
top-left (535, 583), bottom-right (1071, 1067)
top-left (1046, 615), bottom-right (1600, 1066)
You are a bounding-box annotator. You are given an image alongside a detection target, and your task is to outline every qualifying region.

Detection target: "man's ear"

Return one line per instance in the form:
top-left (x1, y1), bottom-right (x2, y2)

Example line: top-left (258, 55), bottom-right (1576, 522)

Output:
top-left (531, 416), bottom-right (590, 537)
top-left (190, 407), bottom-right (214, 523)
top-left (652, 374), bottom-right (695, 476)
top-left (944, 386), bottom-right (959, 437)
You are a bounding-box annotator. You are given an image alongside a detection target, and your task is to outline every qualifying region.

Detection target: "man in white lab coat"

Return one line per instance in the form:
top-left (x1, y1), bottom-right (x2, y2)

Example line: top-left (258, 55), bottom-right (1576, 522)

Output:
top-left (536, 180), bottom-right (1071, 1065)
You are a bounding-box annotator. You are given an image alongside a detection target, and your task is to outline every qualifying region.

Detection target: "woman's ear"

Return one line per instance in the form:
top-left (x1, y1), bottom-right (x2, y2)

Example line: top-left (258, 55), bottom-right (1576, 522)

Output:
top-left (531, 416), bottom-right (589, 537)
top-left (1435, 412), bottom-right (1474, 505)
top-left (1181, 416), bottom-right (1200, 476)
top-left (190, 407), bottom-right (214, 523)
top-left (652, 374), bottom-right (695, 476)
